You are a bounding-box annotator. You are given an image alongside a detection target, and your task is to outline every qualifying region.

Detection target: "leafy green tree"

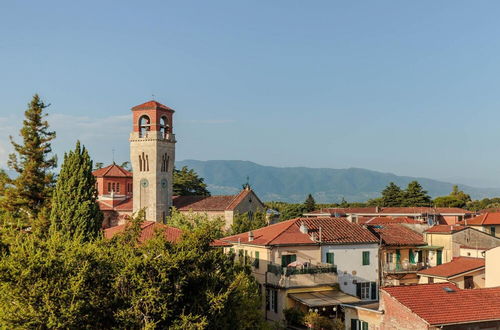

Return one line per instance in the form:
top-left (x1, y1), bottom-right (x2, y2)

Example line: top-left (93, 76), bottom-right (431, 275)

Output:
top-left (1, 95), bottom-right (57, 220)
top-left (173, 166), bottom-right (210, 196)
top-left (403, 181), bottom-right (431, 207)
top-left (94, 162), bottom-right (104, 170)
top-left (231, 211), bottom-right (267, 235)
top-left (50, 141), bottom-right (103, 240)
top-left (120, 161), bottom-right (131, 171)
top-left (434, 185), bottom-right (472, 208)
top-left (381, 182), bottom-right (404, 206)
top-left (304, 194), bottom-right (316, 212)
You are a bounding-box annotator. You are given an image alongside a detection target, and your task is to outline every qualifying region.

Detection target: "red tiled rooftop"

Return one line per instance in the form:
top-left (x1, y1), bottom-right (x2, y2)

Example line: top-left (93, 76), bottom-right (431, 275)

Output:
top-left (92, 163), bottom-right (132, 178)
top-left (465, 212), bottom-right (500, 226)
top-left (418, 257), bottom-right (485, 278)
top-left (132, 100), bottom-right (174, 111)
top-left (104, 221), bottom-right (183, 243)
top-left (358, 216), bottom-right (422, 225)
top-left (221, 217), bottom-right (378, 246)
top-left (307, 207), bottom-right (472, 216)
top-left (382, 283), bottom-right (500, 326)
top-left (424, 224), bottom-right (466, 234)
top-left (368, 224), bottom-right (425, 246)
top-left (172, 188), bottom-right (261, 211)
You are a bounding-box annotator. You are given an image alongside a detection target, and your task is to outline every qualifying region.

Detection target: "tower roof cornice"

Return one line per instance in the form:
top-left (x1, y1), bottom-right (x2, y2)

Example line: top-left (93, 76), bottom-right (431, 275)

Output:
top-left (132, 100), bottom-right (175, 112)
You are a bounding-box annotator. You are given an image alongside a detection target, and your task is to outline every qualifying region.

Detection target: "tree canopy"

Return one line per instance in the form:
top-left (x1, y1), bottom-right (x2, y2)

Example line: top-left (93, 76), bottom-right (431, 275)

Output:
top-left (50, 141), bottom-right (103, 240)
top-left (381, 182), bottom-right (404, 206)
top-left (304, 194), bottom-right (316, 212)
top-left (403, 181), bottom-right (432, 207)
top-left (173, 166), bottom-right (210, 196)
top-left (1, 95), bottom-right (56, 221)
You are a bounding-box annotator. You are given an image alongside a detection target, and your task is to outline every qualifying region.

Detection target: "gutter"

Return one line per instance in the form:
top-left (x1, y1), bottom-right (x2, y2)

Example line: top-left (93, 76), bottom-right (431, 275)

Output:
top-left (340, 304), bottom-right (384, 314)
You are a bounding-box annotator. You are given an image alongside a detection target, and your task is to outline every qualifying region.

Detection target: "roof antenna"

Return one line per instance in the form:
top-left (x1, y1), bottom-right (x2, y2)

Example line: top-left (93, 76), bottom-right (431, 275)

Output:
top-left (112, 148), bottom-right (115, 164)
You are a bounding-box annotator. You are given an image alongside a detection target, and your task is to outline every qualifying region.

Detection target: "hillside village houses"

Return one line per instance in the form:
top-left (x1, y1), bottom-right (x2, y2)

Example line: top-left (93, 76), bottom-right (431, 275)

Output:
top-left (92, 100), bottom-right (500, 328)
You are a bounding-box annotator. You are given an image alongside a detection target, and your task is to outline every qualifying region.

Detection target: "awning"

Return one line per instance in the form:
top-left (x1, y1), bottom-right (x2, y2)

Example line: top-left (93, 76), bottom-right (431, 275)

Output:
top-left (288, 290), bottom-right (360, 307)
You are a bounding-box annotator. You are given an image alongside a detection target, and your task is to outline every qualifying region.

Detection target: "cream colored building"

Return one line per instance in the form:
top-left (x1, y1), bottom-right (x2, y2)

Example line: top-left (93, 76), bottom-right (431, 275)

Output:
top-left (424, 225), bottom-right (500, 264)
top-left (220, 217), bottom-right (378, 323)
top-left (172, 186), bottom-right (265, 229)
top-left (417, 257), bottom-right (485, 289)
top-left (464, 212), bottom-right (500, 238)
top-left (485, 246), bottom-right (500, 288)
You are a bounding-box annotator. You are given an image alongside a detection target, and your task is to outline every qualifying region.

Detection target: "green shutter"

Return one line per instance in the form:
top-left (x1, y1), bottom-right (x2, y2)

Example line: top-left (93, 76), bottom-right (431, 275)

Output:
top-left (282, 254), bottom-right (296, 267)
top-left (254, 251), bottom-right (260, 269)
top-left (437, 250), bottom-right (442, 265)
top-left (326, 252), bottom-right (335, 264)
top-left (409, 249), bottom-right (415, 264)
top-left (362, 321), bottom-right (368, 330)
top-left (362, 251), bottom-right (370, 265)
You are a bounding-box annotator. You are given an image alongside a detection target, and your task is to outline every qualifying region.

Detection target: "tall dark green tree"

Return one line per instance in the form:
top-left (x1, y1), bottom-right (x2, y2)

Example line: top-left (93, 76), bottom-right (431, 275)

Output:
top-left (304, 194), bottom-right (316, 212)
top-left (173, 166), bottom-right (210, 196)
top-left (231, 211), bottom-right (267, 235)
top-left (50, 141), bottom-right (102, 240)
top-left (381, 182), bottom-right (404, 206)
top-left (1, 95), bottom-right (57, 220)
top-left (403, 181), bottom-right (431, 207)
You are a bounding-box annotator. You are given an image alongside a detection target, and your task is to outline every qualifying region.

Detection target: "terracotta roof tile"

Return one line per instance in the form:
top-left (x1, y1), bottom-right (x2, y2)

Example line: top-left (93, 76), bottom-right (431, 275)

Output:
top-left (92, 164), bottom-right (132, 178)
top-left (221, 217), bottom-right (378, 246)
top-left (307, 207), bottom-right (472, 216)
top-left (172, 195), bottom-right (236, 211)
top-left (418, 257), bottom-right (485, 278)
top-left (104, 221), bottom-right (182, 243)
top-left (368, 224), bottom-right (424, 246)
top-left (465, 212), bottom-right (500, 225)
top-left (424, 225), bottom-right (466, 234)
top-left (131, 100), bottom-right (174, 111)
top-left (382, 283), bottom-right (500, 325)
top-left (359, 216), bottom-right (422, 225)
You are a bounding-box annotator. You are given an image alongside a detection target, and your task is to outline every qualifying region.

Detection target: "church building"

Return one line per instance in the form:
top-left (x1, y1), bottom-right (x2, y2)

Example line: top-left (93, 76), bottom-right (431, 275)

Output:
top-left (93, 100), bottom-right (265, 229)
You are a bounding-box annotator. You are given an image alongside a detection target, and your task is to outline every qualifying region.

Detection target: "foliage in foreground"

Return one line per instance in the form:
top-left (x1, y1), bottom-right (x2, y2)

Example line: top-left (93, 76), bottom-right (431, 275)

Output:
top-left (0, 215), bottom-right (263, 329)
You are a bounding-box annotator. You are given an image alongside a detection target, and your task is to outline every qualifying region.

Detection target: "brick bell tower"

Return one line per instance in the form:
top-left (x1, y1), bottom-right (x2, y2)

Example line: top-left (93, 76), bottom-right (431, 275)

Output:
top-left (130, 101), bottom-right (176, 222)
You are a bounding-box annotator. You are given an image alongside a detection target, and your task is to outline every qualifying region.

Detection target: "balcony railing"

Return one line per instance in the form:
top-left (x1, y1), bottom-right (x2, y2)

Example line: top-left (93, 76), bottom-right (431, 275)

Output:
top-left (267, 263), bottom-right (337, 277)
top-left (383, 262), bottom-right (428, 273)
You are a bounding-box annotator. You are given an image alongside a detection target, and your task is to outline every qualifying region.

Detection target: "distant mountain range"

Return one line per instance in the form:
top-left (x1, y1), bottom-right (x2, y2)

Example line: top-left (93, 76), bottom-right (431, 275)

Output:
top-left (176, 160), bottom-right (500, 203)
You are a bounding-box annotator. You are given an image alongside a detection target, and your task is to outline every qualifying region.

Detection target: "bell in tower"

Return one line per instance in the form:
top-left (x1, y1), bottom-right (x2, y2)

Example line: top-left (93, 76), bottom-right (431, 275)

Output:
top-left (129, 101), bottom-right (176, 222)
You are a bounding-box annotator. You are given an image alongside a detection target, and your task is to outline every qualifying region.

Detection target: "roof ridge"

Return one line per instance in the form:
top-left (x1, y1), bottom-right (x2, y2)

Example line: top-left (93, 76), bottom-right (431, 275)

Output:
top-left (225, 189), bottom-right (248, 210)
top-left (267, 218), bottom-right (304, 245)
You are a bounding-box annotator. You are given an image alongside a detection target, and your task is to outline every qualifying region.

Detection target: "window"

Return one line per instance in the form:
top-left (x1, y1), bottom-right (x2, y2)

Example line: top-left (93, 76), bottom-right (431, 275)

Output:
top-left (491, 226), bottom-right (496, 236)
top-left (464, 276), bottom-right (474, 289)
top-left (428, 277), bottom-right (434, 284)
top-left (357, 282), bottom-right (377, 300)
top-left (254, 251), bottom-right (260, 269)
top-left (326, 252), bottom-right (335, 265)
top-left (116, 183), bottom-right (120, 193)
top-left (437, 250), bottom-right (442, 265)
top-left (266, 288), bottom-right (278, 313)
top-left (108, 182), bottom-right (111, 193)
top-left (159, 116), bottom-right (169, 139)
top-left (112, 183), bottom-right (116, 192)
top-left (139, 115), bottom-right (150, 138)
top-left (281, 254), bottom-right (296, 267)
top-left (362, 251), bottom-right (370, 266)
top-left (386, 252), bottom-right (393, 264)
top-left (351, 319), bottom-right (368, 330)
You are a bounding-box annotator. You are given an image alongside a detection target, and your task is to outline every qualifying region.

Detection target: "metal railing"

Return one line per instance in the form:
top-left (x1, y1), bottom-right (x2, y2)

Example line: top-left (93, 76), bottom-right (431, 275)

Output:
top-left (267, 263), bottom-right (337, 276)
top-left (383, 262), bottom-right (428, 273)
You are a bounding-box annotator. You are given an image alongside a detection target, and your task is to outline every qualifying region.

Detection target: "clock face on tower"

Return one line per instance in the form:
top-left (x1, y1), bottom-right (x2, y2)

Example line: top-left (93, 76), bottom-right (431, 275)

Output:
top-left (161, 179), bottom-right (168, 189)
top-left (140, 178), bottom-right (149, 188)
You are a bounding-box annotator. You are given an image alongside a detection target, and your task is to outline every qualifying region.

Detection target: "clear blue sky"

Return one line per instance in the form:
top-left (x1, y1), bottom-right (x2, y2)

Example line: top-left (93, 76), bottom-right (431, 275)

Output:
top-left (1, 1), bottom-right (500, 187)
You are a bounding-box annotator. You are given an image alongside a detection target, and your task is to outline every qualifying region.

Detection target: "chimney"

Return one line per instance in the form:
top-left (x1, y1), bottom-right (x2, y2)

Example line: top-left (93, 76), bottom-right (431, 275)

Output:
top-left (299, 222), bottom-right (308, 234)
top-left (248, 231), bottom-right (254, 242)
top-left (376, 206), bottom-right (380, 213)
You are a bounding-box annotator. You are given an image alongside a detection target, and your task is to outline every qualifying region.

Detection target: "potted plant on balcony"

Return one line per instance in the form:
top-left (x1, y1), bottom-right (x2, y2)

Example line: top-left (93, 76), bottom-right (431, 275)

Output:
top-left (303, 311), bottom-right (343, 330)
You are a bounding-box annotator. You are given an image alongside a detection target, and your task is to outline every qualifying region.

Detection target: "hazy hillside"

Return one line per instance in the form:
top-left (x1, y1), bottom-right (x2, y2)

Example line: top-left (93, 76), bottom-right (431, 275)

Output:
top-left (176, 160), bottom-right (500, 203)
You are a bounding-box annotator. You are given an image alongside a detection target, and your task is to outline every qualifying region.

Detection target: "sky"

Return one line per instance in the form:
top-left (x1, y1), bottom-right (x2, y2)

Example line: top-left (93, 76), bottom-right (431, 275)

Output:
top-left (1, 1), bottom-right (500, 187)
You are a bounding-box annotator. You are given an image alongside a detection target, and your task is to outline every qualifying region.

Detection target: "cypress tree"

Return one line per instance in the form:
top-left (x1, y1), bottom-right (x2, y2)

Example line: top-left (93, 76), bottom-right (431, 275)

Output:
top-left (50, 141), bottom-right (102, 240)
top-left (381, 182), bottom-right (404, 206)
top-left (403, 181), bottom-right (431, 207)
top-left (1, 95), bottom-right (57, 220)
top-left (304, 193), bottom-right (316, 212)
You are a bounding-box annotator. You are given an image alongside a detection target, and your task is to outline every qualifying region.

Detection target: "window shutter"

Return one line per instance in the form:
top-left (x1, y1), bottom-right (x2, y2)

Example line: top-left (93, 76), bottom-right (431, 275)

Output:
top-left (351, 319), bottom-right (358, 330)
top-left (326, 252), bottom-right (334, 264)
top-left (281, 256), bottom-right (287, 267)
top-left (356, 283), bottom-right (361, 298)
top-left (291, 254), bottom-right (296, 263)
top-left (362, 251), bottom-right (370, 265)
top-left (409, 249), bottom-right (414, 264)
top-left (362, 321), bottom-right (368, 330)
top-left (254, 251), bottom-right (260, 269)
top-left (370, 282), bottom-right (377, 300)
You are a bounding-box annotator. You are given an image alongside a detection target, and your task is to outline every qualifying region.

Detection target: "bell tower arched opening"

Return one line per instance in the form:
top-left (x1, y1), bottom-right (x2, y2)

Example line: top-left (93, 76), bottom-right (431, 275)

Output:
top-left (139, 115), bottom-right (150, 138)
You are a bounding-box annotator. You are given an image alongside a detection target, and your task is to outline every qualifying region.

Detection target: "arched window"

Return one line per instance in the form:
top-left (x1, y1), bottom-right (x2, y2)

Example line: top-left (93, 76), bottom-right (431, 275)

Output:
top-left (139, 115), bottom-right (151, 138)
top-left (139, 154), bottom-right (143, 172)
top-left (160, 116), bottom-right (169, 139)
top-left (145, 154), bottom-right (149, 171)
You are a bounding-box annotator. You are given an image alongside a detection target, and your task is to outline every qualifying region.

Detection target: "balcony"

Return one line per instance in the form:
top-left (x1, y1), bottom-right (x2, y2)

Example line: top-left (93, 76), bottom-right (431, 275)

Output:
top-left (266, 263), bottom-right (338, 288)
top-left (383, 262), bottom-right (429, 273)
